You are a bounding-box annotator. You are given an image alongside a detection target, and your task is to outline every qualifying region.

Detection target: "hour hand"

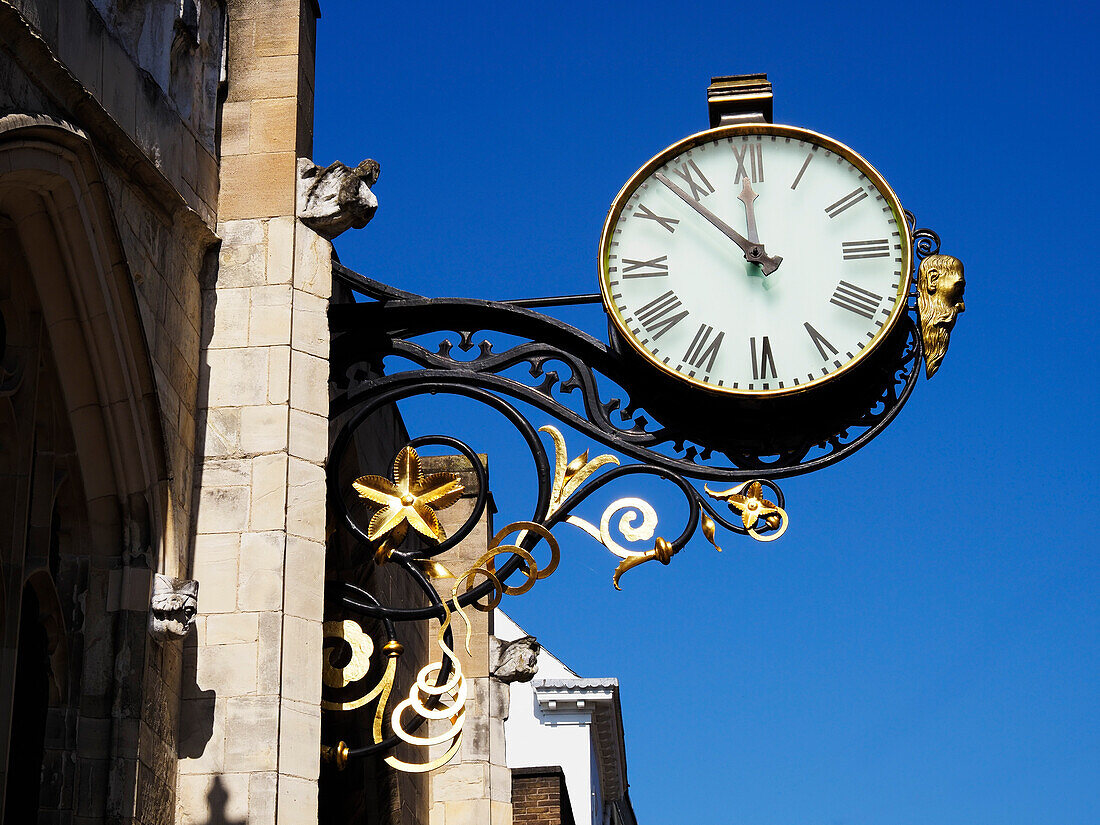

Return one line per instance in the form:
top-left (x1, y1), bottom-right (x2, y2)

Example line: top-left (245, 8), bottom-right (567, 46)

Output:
top-left (654, 173), bottom-right (782, 275)
top-left (738, 175), bottom-right (760, 245)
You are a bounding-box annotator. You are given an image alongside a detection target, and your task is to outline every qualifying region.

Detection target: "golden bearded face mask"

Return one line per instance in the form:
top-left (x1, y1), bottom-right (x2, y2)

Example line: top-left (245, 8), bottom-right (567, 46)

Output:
top-left (916, 254), bottom-right (966, 379)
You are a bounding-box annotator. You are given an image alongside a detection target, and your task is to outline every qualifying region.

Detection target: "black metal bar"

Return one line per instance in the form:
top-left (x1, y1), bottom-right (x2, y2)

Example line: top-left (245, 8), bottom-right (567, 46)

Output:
top-left (499, 293), bottom-right (602, 308)
top-left (332, 261), bottom-right (424, 302)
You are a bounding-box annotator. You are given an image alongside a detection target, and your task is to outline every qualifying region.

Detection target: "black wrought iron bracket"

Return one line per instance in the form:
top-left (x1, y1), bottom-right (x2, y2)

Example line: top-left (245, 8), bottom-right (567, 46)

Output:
top-left (320, 213), bottom-right (943, 771)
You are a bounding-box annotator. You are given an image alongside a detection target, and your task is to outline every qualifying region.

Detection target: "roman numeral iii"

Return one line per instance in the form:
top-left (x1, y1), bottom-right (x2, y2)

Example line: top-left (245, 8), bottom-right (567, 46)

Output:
top-left (635, 290), bottom-right (689, 340)
top-left (732, 142), bottom-right (764, 183)
top-left (842, 239), bottom-right (890, 260)
top-left (683, 324), bottom-right (724, 372)
top-left (621, 256), bottom-right (669, 278)
top-left (830, 281), bottom-right (883, 320)
top-left (672, 159), bottom-right (715, 201)
top-left (750, 336), bottom-right (777, 381)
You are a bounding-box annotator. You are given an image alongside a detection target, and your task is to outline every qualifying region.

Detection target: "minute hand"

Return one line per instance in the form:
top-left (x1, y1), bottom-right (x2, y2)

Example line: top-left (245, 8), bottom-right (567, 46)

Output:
top-left (654, 172), bottom-right (782, 276)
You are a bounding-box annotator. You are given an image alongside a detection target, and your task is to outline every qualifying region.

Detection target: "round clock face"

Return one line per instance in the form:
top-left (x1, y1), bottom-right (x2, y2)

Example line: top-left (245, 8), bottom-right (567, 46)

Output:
top-left (599, 124), bottom-right (912, 396)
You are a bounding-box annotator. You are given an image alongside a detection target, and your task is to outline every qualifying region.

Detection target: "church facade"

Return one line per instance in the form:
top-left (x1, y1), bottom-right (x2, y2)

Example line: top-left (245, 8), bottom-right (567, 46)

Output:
top-left (0, 2), bottom-right (636, 823)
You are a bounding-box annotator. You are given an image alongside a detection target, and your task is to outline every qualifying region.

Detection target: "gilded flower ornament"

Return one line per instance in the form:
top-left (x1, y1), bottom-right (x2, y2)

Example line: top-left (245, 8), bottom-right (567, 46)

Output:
top-left (352, 447), bottom-right (464, 561)
top-left (704, 481), bottom-right (788, 542)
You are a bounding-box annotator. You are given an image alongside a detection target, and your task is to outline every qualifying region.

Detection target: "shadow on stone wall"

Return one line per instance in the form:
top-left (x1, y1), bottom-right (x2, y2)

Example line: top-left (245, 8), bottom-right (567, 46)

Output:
top-left (202, 775), bottom-right (245, 825)
top-left (177, 628), bottom-right (216, 760)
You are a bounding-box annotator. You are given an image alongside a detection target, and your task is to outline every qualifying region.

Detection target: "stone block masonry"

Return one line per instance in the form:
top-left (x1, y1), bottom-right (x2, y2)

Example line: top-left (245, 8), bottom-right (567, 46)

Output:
top-left (179, 1), bottom-right (327, 823)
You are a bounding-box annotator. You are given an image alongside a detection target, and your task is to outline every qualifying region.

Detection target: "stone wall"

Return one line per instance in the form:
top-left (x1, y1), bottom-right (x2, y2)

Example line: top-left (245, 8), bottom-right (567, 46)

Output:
top-left (0, 0), bottom-right (224, 819)
top-left (178, 1), bottom-right (330, 822)
top-left (2, 0), bottom-right (224, 223)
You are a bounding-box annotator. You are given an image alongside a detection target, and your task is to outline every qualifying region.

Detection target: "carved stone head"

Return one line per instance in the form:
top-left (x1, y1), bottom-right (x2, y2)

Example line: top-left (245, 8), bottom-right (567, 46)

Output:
top-left (297, 158), bottom-right (380, 240)
top-left (917, 254), bottom-right (966, 378)
top-left (148, 574), bottom-right (199, 642)
top-left (492, 635), bottom-right (541, 684)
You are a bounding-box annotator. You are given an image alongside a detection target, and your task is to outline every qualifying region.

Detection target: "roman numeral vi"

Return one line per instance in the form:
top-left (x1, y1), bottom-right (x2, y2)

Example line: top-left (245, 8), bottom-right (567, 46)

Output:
top-left (750, 336), bottom-right (777, 381)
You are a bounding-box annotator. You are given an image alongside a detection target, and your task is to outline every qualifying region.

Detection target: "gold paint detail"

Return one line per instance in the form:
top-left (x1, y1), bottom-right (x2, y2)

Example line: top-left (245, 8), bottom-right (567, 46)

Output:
top-left (381, 570), bottom-right (468, 772)
top-left (598, 122), bottom-right (913, 398)
top-left (382, 640), bottom-right (404, 657)
top-left (321, 741), bottom-right (349, 771)
top-left (416, 559), bottom-right (457, 580)
top-left (566, 496), bottom-right (657, 559)
top-left (320, 620), bottom-right (397, 712)
top-left (916, 254), bottom-right (966, 379)
top-left (321, 620), bottom-right (373, 689)
top-left (704, 481), bottom-right (789, 542)
top-left (352, 446), bottom-right (464, 562)
top-left (700, 513), bottom-right (722, 552)
top-left (327, 429), bottom-right (794, 772)
top-left (613, 536), bottom-right (677, 590)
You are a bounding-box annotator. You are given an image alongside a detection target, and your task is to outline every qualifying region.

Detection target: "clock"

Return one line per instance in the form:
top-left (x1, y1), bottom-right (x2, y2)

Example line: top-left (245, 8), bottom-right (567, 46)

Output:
top-left (598, 123), bottom-right (912, 397)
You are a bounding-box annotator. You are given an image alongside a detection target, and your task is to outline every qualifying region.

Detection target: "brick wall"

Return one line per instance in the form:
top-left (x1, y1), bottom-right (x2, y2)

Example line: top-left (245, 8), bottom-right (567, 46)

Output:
top-left (512, 767), bottom-right (576, 825)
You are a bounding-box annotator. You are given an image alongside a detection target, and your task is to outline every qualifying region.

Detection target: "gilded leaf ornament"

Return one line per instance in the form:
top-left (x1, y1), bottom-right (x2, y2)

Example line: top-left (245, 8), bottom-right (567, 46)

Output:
top-left (539, 425), bottom-right (619, 515)
top-left (352, 446), bottom-right (464, 560)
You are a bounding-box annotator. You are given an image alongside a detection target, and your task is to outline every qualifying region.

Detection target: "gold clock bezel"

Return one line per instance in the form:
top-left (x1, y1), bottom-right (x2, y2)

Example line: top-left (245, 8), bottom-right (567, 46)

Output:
top-left (598, 122), bottom-right (913, 398)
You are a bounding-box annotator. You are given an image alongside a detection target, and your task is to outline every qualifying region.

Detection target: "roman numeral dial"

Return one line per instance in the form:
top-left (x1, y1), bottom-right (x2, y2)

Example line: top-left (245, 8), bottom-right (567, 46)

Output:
top-left (600, 125), bottom-right (911, 396)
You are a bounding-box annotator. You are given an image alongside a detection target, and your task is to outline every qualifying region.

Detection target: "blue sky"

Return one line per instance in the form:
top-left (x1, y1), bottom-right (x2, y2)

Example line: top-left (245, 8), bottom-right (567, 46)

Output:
top-left (314, 2), bottom-right (1099, 822)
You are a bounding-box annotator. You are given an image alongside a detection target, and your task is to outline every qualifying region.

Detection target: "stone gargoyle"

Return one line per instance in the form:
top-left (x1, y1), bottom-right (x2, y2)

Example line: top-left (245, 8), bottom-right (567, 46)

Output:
top-left (492, 635), bottom-right (541, 683)
top-left (148, 574), bottom-right (199, 642)
top-left (296, 157), bottom-right (380, 239)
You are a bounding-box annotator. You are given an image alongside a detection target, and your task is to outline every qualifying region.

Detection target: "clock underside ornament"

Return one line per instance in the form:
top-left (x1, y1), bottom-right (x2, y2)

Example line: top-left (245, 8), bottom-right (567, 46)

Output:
top-left (321, 72), bottom-right (965, 775)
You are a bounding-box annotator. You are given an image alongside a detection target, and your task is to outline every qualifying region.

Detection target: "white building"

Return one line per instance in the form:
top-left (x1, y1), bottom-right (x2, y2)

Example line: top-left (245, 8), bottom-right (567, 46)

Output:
top-left (497, 612), bottom-right (637, 825)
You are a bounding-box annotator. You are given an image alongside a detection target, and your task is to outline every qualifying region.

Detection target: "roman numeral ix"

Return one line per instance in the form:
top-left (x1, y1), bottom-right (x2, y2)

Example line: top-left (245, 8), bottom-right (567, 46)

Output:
top-left (825, 187), bottom-right (867, 218)
top-left (750, 335), bottom-right (777, 381)
top-left (672, 159), bottom-right (715, 201)
top-left (634, 204), bottom-right (679, 233)
top-left (842, 239), bottom-right (890, 260)
top-left (830, 281), bottom-right (883, 319)
top-left (682, 324), bottom-right (724, 372)
top-left (635, 290), bottom-right (689, 340)
top-left (621, 255), bottom-right (669, 278)
top-left (732, 142), bottom-right (764, 183)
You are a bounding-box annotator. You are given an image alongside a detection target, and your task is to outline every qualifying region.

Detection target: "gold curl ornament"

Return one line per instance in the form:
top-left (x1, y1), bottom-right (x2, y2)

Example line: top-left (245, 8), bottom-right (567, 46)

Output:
top-left (451, 522), bottom-right (560, 654)
top-left (381, 587), bottom-right (467, 772)
top-left (320, 622), bottom-right (406, 772)
top-left (322, 620), bottom-right (373, 689)
top-left (379, 521), bottom-right (559, 773)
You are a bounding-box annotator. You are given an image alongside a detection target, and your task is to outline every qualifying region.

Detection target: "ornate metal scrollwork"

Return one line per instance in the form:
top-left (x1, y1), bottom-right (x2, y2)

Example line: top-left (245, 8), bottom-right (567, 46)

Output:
top-left (322, 219), bottom-right (943, 772)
